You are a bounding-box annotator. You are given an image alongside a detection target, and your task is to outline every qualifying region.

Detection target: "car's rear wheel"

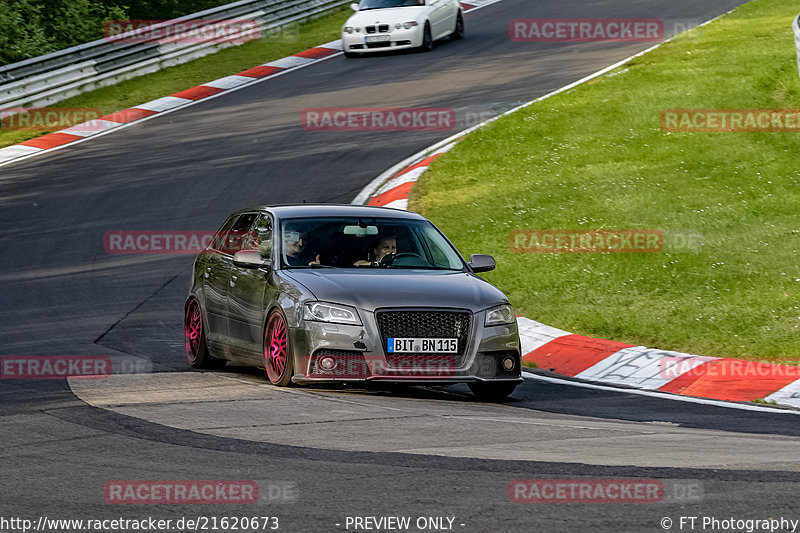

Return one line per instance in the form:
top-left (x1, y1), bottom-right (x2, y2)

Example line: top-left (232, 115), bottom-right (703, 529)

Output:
top-left (469, 382), bottom-right (517, 402)
top-left (420, 22), bottom-right (434, 52)
top-left (185, 299), bottom-right (226, 369)
top-left (451, 12), bottom-right (464, 40)
top-left (264, 309), bottom-right (294, 386)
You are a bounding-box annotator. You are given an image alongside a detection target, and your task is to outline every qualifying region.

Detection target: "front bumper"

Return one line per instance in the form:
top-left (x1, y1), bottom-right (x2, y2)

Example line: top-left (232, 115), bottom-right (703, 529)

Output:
top-left (341, 28), bottom-right (422, 53)
top-left (288, 308), bottom-right (522, 385)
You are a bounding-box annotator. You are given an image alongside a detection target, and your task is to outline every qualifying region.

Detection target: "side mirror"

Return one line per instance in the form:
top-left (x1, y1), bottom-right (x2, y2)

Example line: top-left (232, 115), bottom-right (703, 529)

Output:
top-left (350, 2), bottom-right (359, 10)
top-left (468, 254), bottom-right (495, 273)
top-left (233, 250), bottom-right (271, 269)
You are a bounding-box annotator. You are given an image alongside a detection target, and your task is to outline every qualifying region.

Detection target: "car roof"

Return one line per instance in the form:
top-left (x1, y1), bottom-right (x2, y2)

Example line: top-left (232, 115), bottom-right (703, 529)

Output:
top-left (230, 204), bottom-right (428, 221)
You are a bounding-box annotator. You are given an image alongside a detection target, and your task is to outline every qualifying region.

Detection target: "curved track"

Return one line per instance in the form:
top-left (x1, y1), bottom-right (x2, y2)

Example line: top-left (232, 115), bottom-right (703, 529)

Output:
top-left (3, 0), bottom-right (796, 531)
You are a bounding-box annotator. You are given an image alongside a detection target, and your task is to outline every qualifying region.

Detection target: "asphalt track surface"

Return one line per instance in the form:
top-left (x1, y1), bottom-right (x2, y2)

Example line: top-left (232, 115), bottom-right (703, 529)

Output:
top-left (3, 0), bottom-right (798, 531)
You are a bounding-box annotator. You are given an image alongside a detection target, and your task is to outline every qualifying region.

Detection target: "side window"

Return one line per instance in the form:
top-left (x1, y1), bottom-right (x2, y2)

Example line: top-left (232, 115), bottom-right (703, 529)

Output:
top-left (210, 215), bottom-right (238, 253)
top-left (214, 213), bottom-right (257, 255)
top-left (252, 213), bottom-right (273, 260)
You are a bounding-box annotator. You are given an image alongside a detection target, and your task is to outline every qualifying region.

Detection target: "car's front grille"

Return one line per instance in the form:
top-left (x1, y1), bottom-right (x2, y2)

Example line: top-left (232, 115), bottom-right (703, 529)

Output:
top-left (365, 41), bottom-right (392, 48)
top-left (376, 309), bottom-right (471, 368)
top-left (365, 24), bottom-right (390, 33)
top-left (478, 351), bottom-right (521, 378)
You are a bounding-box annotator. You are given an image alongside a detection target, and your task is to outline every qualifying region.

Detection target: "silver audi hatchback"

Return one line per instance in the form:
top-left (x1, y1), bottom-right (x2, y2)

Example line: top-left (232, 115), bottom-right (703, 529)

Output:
top-left (184, 204), bottom-right (522, 401)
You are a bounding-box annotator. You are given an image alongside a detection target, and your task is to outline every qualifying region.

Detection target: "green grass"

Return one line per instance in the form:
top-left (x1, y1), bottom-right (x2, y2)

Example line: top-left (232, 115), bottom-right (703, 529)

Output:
top-left (753, 398), bottom-right (779, 405)
top-left (412, 0), bottom-right (800, 363)
top-left (0, 7), bottom-right (351, 148)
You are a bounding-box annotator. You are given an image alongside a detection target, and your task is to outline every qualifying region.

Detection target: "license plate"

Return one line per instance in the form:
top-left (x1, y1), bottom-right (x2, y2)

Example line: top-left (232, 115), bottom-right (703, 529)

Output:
top-left (365, 35), bottom-right (391, 43)
top-left (387, 338), bottom-right (458, 353)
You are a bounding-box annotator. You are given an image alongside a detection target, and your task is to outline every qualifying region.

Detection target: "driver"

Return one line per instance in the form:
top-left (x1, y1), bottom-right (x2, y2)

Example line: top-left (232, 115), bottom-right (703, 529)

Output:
top-left (354, 235), bottom-right (397, 266)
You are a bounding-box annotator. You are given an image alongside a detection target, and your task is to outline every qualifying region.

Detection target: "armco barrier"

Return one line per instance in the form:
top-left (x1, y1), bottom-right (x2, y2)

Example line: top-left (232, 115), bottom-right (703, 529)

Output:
top-left (0, 0), bottom-right (349, 109)
top-left (794, 14), bottom-right (800, 77)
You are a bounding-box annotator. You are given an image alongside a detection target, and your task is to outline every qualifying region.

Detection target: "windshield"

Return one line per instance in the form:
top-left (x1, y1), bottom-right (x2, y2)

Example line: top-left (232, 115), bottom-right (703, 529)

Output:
top-left (280, 216), bottom-right (466, 271)
top-left (359, 0), bottom-right (425, 10)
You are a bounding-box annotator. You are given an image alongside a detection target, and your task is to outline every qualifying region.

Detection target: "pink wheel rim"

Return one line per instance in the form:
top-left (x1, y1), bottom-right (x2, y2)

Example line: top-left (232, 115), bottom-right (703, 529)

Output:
top-left (185, 301), bottom-right (202, 362)
top-left (265, 313), bottom-right (287, 382)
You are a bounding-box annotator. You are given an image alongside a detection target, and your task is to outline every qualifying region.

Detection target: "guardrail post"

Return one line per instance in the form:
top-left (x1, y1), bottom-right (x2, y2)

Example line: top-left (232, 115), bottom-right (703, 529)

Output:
top-left (795, 14), bottom-right (800, 78)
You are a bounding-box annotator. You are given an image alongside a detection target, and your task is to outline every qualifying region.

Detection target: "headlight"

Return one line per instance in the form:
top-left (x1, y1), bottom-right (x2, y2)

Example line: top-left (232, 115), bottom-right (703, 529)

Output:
top-left (304, 302), bottom-right (362, 326)
top-left (344, 26), bottom-right (354, 34)
top-left (403, 21), bottom-right (418, 29)
top-left (485, 304), bottom-right (515, 326)
top-left (395, 23), bottom-right (402, 29)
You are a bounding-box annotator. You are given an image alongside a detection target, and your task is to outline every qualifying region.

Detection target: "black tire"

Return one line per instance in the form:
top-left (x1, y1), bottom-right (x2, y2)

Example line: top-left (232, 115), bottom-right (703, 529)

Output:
top-left (264, 309), bottom-right (295, 387)
top-left (420, 22), bottom-right (434, 52)
top-left (451, 12), bottom-right (464, 40)
top-left (469, 382), bottom-right (517, 402)
top-left (184, 299), bottom-right (226, 369)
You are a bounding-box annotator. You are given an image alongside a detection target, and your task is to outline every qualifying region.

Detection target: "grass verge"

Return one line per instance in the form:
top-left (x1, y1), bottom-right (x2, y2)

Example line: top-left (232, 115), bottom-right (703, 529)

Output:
top-left (0, 6), bottom-right (351, 149)
top-left (411, 0), bottom-right (800, 363)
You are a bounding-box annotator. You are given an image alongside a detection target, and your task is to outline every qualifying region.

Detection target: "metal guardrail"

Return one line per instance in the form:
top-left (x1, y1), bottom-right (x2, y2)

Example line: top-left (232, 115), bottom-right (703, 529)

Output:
top-left (794, 14), bottom-right (800, 78)
top-left (0, 0), bottom-right (349, 109)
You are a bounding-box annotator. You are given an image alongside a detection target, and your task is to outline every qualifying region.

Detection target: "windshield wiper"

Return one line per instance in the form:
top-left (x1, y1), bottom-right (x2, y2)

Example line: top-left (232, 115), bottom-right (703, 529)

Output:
top-left (286, 264), bottom-right (338, 269)
top-left (385, 266), bottom-right (461, 271)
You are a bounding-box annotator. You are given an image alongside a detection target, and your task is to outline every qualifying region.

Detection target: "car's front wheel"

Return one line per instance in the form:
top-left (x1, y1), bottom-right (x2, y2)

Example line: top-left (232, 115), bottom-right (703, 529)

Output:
top-left (469, 382), bottom-right (517, 402)
top-left (185, 299), bottom-right (226, 369)
top-left (420, 22), bottom-right (434, 52)
top-left (451, 12), bottom-right (464, 40)
top-left (264, 309), bottom-right (294, 386)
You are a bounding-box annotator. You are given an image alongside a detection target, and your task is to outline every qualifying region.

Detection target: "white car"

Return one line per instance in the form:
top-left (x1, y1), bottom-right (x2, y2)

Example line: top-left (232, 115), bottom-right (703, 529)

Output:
top-left (341, 0), bottom-right (464, 57)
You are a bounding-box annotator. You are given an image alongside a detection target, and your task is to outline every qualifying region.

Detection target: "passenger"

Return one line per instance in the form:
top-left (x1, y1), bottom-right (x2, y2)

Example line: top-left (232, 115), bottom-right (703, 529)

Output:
top-left (354, 235), bottom-right (397, 266)
top-left (283, 231), bottom-right (317, 266)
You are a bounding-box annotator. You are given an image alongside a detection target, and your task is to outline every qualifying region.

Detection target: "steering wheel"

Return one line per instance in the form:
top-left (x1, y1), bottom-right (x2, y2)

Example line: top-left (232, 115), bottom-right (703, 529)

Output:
top-left (379, 252), bottom-right (426, 267)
